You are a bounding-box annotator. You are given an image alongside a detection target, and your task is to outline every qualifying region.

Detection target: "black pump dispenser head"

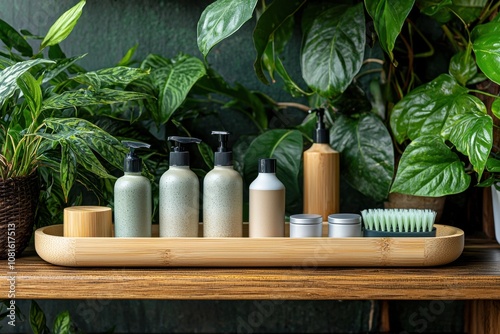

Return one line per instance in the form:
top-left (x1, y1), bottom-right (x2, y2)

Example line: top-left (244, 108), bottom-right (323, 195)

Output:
top-left (211, 131), bottom-right (232, 166)
top-left (122, 141), bottom-right (150, 173)
top-left (168, 136), bottom-right (202, 166)
top-left (310, 108), bottom-right (329, 144)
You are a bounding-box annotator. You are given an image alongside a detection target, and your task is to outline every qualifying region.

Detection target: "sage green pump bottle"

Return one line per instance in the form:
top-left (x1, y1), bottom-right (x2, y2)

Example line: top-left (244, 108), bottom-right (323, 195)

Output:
top-left (203, 131), bottom-right (243, 237)
top-left (114, 141), bottom-right (152, 237)
top-left (159, 136), bottom-right (202, 237)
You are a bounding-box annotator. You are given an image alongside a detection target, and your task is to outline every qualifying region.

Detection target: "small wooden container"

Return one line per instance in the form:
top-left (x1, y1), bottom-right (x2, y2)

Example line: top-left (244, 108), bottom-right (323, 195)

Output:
top-left (64, 206), bottom-right (112, 237)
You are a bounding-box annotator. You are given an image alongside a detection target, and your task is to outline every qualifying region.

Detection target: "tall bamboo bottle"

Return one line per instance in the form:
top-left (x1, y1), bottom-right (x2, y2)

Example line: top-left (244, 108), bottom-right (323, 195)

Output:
top-left (303, 108), bottom-right (339, 221)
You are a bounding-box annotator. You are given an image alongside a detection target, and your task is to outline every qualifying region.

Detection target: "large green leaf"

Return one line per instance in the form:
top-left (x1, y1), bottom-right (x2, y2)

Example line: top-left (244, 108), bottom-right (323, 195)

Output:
top-left (451, 0), bottom-right (488, 23)
top-left (301, 3), bottom-right (365, 97)
top-left (60, 140), bottom-right (77, 201)
top-left (42, 54), bottom-right (87, 84)
top-left (253, 0), bottom-right (306, 84)
top-left (17, 72), bottom-right (42, 120)
top-left (418, 0), bottom-right (453, 23)
top-left (449, 49), bottom-right (477, 86)
top-left (41, 88), bottom-right (150, 110)
top-left (40, 0), bottom-right (86, 50)
top-left (418, 0), bottom-right (486, 24)
top-left (492, 99), bottom-right (500, 119)
top-left (390, 74), bottom-right (468, 143)
top-left (275, 57), bottom-right (310, 97)
top-left (472, 21), bottom-right (500, 85)
top-left (365, 0), bottom-right (414, 63)
top-left (73, 66), bottom-right (150, 90)
top-left (30, 301), bottom-right (49, 334)
top-left (197, 0), bottom-right (258, 58)
top-left (52, 311), bottom-right (71, 334)
top-left (44, 117), bottom-right (126, 171)
top-left (391, 135), bottom-right (470, 196)
top-left (0, 19), bottom-right (33, 56)
top-left (151, 55), bottom-right (206, 124)
top-left (261, 15), bottom-right (294, 84)
top-left (0, 58), bottom-right (54, 107)
top-left (243, 129), bottom-right (303, 213)
top-left (441, 95), bottom-right (492, 179)
top-left (330, 113), bottom-right (394, 202)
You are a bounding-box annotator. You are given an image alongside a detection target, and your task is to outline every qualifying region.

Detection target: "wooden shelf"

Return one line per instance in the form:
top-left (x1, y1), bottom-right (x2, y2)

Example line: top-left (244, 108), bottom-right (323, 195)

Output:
top-left (1, 239), bottom-right (499, 300)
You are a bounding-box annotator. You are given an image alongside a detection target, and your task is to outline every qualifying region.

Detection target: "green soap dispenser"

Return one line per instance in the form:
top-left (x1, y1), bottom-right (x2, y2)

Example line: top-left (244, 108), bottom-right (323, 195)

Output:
top-left (114, 141), bottom-right (152, 237)
top-left (159, 136), bottom-right (202, 237)
top-left (203, 131), bottom-right (243, 237)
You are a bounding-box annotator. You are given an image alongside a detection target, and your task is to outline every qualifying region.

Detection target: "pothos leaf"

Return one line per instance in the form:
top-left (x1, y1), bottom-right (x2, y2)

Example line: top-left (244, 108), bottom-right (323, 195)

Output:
top-left (391, 135), bottom-right (470, 196)
top-left (441, 95), bottom-right (492, 180)
top-left (301, 3), bottom-right (365, 97)
top-left (364, 0), bottom-right (415, 64)
top-left (253, 0), bottom-right (306, 84)
top-left (331, 113), bottom-right (394, 202)
top-left (472, 21), bottom-right (500, 85)
top-left (390, 74), bottom-right (468, 143)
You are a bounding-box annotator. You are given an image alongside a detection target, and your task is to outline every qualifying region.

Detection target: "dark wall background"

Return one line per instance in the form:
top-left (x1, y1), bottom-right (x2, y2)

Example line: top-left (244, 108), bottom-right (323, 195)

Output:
top-left (0, 1), bottom-right (464, 333)
top-left (1, 0), bottom-right (303, 103)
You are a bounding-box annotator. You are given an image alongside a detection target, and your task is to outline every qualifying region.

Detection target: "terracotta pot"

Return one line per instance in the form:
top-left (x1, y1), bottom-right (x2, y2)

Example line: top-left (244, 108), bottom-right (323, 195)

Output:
top-left (0, 172), bottom-right (40, 259)
top-left (384, 192), bottom-right (446, 223)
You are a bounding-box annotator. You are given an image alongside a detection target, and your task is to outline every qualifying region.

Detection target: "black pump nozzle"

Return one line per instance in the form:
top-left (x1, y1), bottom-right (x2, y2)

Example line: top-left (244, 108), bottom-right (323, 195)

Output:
top-left (122, 141), bottom-right (150, 173)
top-left (309, 108), bottom-right (329, 144)
top-left (211, 131), bottom-right (232, 166)
top-left (168, 136), bottom-right (202, 166)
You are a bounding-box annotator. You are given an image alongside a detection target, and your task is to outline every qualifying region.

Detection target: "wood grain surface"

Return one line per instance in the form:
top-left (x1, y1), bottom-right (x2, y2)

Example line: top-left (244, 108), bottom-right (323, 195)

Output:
top-left (1, 240), bottom-right (499, 300)
top-left (34, 224), bottom-right (464, 267)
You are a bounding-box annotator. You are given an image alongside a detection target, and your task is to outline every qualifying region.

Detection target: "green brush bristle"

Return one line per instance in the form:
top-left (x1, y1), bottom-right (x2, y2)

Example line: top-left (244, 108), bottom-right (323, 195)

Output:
top-left (361, 208), bottom-right (437, 232)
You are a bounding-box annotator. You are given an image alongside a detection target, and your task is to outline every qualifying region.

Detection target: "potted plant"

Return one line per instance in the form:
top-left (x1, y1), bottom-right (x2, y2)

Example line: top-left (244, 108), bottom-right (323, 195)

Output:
top-left (0, 0), bottom-right (150, 258)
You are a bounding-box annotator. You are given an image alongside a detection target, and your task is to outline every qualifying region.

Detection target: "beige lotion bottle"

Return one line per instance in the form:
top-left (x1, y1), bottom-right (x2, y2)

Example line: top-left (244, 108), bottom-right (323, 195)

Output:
top-left (249, 158), bottom-right (285, 237)
top-left (203, 131), bottom-right (243, 237)
top-left (303, 108), bottom-right (339, 221)
top-left (159, 136), bottom-right (201, 237)
top-left (114, 141), bottom-right (152, 237)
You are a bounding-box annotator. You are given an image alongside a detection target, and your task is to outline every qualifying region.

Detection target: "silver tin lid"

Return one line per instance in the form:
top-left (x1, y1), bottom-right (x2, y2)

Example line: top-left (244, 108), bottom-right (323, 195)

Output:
top-left (290, 214), bottom-right (322, 225)
top-left (328, 213), bottom-right (361, 225)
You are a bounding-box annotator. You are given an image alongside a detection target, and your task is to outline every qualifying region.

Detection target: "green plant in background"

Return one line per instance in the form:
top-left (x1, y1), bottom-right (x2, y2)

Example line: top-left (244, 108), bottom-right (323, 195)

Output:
top-left (0, 0), bottom-right (151, 225)
top-left (196, 0), bottom-right (500, 203)
top-left (197, 0), bottom-right (395, 206)
top-left (389, 3), bottom-right (500, 196)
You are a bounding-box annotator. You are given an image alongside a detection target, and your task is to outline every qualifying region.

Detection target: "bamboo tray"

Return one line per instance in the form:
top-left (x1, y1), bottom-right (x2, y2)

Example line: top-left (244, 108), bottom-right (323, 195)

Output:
top-left (34, 223), bottom-right (464, 267)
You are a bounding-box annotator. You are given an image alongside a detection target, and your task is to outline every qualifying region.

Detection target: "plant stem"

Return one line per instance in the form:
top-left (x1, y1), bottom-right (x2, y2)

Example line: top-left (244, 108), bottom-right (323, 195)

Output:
top-left (469, 89), bottom-right (500, 99)
top-left (276, 102), bottom-right (310, 112)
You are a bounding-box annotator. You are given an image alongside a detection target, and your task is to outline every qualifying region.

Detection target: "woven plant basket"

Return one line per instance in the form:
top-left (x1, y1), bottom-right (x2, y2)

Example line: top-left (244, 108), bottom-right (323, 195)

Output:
top-left (0, 172), bottom-right (40, 259)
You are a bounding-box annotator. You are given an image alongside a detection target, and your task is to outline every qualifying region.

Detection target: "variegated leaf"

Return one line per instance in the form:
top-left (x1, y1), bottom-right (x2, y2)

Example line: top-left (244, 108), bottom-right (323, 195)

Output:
top-left (40, 0), bottom-right (86, 50)
top-left (41, 88), bottom-right (150, 110)
top-left (60, 140), bottom-right (77, 201)
top-left (152, 55), bottom-right (206, 124)
top-left (44, 117), bottom-right (126, 171)
top-left (0, 58), bottom-right (54, 107)
top-left (43, 54), bottom-right (87, 84)
top-left (73, 67), bottom-right (150, 89)
top-left (17, 72), bottom-right (42, 121)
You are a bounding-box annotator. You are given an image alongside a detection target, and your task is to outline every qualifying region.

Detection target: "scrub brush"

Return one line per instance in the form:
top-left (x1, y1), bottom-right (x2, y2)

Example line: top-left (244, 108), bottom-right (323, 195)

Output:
top-left (361, 208), bottom-right (437, 237)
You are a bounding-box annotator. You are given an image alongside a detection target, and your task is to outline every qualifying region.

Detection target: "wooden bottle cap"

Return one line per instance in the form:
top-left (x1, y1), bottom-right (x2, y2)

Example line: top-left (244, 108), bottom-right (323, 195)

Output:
top-left (64, 206), bottom-right (112, 237)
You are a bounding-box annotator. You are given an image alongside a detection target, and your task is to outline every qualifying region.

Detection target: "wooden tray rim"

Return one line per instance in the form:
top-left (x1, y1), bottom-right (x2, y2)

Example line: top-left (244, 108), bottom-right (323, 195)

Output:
top-left (35, 223), bottom-right (464, 268)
